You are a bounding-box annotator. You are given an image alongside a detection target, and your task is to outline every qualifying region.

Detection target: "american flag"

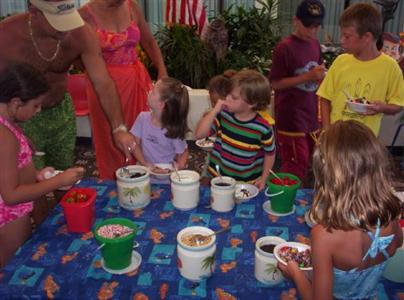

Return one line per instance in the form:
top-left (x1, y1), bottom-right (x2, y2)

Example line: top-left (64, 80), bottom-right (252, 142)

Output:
top-left (165, 0), bottom-right (208, 34)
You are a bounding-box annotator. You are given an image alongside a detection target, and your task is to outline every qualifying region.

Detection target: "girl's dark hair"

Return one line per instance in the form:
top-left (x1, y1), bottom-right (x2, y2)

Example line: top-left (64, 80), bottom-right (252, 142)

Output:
top-left (159, 77), bottom-right (189, 139)
top-left (0, 63), bottom-right (49, 103)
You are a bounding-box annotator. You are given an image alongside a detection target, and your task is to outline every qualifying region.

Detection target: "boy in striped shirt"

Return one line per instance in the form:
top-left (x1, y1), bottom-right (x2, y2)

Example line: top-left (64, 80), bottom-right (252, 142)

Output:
top-left (196, 70), bottom-right (275, 191)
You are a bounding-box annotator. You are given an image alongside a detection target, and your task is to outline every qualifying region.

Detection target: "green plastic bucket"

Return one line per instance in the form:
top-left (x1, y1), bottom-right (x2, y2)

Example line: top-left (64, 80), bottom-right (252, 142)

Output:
top-left (94, 218), bottom-right (137, 270)
top-left (265, 173), bottom-right (301, 214)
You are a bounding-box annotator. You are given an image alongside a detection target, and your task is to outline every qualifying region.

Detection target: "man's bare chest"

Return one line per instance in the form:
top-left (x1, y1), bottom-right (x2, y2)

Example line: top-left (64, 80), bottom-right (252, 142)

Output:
top-left (2, 37), bottom-right (78, 74)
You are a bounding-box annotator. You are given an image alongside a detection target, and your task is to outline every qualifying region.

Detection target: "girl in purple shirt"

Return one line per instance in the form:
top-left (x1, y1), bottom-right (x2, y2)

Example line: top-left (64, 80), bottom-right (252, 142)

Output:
top-left (130, 77), bottom-right (189, 176)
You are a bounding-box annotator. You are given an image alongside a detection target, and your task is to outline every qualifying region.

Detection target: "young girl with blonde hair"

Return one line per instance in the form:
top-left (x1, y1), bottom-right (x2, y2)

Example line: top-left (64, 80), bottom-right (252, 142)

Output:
top-left (0, 63), bottom-right (84, 267)
top-left (279, 120), bottom-right (403, 300)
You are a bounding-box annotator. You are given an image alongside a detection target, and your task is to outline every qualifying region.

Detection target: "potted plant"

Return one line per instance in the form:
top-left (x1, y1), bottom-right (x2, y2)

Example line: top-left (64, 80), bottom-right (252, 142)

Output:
top-left (153, 0), bottom-right (281, 87)
top-left (155, 24), bottom-right (215, 88)
top-left (217, 0), bottom-right (281, 74)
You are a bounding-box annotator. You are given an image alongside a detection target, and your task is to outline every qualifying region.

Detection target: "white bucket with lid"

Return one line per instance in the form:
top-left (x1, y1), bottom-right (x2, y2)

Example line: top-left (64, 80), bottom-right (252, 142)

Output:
top-left (255, 236), bottom-right (285, 286)
top-left (115, 165), bottom-right (151, 210)
top-left (210, 176), bottom-right (236, 212)
top-left (170, 170), bottom-right (200, 210)
top-left (177, 226), bottom-right (216, 281)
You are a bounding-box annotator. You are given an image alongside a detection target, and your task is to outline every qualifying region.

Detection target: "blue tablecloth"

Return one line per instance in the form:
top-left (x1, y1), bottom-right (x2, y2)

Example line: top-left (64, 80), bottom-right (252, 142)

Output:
top-left (0, 179), bottom-right (402, 299)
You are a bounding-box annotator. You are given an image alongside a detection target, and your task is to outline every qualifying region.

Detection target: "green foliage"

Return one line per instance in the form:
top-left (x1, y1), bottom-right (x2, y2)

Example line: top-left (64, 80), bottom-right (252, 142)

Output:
top-left (155, 24), bottom-right (215, 88)
top-left (218, 0), bottom-right (281, 74)
top-left (153, 0), bottom-right (280, 87)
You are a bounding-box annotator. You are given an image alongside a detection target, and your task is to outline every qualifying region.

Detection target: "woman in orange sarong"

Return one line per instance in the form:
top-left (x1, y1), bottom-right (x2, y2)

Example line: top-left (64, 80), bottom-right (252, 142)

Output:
top-left (79, 0), bottom-right (167, 179)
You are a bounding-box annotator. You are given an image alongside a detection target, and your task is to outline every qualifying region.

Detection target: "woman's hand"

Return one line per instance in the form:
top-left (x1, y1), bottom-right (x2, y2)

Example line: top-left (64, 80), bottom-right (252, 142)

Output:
top-left (113, 131), bottom-right (137, 161)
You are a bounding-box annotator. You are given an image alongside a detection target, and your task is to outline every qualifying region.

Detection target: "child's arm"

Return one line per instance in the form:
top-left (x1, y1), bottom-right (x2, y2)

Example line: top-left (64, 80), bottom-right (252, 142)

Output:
top-left (255, 152), bottom-right (275, 191)
top-left (271, 64), bottom-right (327, 91)
top-left (0, 129), bottom-right (83, 204)
top-left (365, 102), bottom-right (402, 115)
top-left (175, 148), bottom-right (189, 170)
top-left (320, 97), bottom-right (331, 129)
top-left (195, 100), bottom-right (226, 139)
top-left (278, 224), bottom-right (334, 300)
top-left (2, 165), bottom-right (84, 205)
top-left (133, 136), bottom-right (153, 168)
top-left (311, 225), bottom-right (334, 300)
top-left (278, 261), bottom-right (312, 300)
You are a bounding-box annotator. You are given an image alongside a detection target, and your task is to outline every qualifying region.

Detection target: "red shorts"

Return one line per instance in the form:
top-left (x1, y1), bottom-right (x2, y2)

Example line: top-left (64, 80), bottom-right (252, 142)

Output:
top-left (276, 130), bottom-right (319, 185)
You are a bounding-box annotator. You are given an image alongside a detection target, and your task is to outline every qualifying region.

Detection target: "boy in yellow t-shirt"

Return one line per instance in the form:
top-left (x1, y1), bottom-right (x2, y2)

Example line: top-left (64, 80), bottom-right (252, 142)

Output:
top-left (317, 3), bottom-right (404, 136)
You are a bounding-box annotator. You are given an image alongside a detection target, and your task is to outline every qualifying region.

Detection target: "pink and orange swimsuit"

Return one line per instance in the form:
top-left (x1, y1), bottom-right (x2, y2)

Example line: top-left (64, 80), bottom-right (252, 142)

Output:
top-left (0, 116), bottom-right (34, 227)
top-left (85, 0), bottom-right (152, 179)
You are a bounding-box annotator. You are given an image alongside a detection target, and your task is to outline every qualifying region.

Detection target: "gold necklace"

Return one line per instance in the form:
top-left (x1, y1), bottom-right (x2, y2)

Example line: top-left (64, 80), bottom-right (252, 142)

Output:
top-left (28, 14), bottom-right (61, 62)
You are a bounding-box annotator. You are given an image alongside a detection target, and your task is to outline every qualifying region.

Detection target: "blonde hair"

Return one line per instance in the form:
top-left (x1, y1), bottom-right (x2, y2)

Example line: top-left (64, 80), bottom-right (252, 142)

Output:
top-left (311, 120), bottom-right (400, 231)
top-left (158, 77), bottom-right (189, 139)
top-left (229, 69), bottom-right (271, 111)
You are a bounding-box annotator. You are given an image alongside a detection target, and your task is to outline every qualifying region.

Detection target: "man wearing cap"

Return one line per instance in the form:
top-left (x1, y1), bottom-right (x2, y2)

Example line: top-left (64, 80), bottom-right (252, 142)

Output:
top-left (269, 0), bottom-right (327, 185)
top-left (0, 0), bottom-right (135, 171)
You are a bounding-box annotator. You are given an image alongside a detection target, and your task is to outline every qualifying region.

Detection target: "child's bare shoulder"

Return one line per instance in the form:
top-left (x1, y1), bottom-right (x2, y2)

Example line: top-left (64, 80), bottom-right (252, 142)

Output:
top-left (311, 224), bottom-right (354, 245)
top-left (311, 224), bottom-right (337, 244)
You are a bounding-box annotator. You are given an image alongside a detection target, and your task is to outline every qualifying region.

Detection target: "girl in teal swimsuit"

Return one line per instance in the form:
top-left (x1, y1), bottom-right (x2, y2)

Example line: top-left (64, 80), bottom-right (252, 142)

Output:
top-left (278, 120), bottom-right (403, 300)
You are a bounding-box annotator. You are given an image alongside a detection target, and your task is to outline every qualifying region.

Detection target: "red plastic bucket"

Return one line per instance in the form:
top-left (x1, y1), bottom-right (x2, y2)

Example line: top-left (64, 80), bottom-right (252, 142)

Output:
top-left (61, 188), bottom-right (96, 233)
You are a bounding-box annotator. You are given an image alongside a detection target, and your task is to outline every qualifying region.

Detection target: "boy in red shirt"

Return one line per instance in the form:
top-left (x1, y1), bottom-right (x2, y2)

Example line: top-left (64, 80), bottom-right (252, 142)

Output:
top-left (269, 0), bottom-right (326, 184)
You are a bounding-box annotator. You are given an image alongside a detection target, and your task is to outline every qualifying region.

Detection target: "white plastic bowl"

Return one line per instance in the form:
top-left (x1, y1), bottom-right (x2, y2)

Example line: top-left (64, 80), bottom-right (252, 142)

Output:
top-left (274, 242), bottom-right (312, 271)
top-left (44, 170), bottom-right (80, 191)
top-left (195, 137), bottom-right (216, 150)
top-left (346, 101), bottom-right (372, 114)
top-left (235, 183), bottom-right (259, 202)
top-left (149, 163), bottom-right (173, 179)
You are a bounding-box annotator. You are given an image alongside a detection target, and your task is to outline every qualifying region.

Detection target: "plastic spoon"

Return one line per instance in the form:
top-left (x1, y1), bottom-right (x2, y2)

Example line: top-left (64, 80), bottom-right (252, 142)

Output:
top-left (342, 90), bottom-right (353, 101)
top-left (215, 164), bottom-right (223, 181)
top-left (120, 147), bottom-right (132, 177)
top-left (269, 170), bottom-right (282, 181)
top-left (192, 227), bottom-right (230, 246)
top-left (173, 162), bottom-right (181, 182)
